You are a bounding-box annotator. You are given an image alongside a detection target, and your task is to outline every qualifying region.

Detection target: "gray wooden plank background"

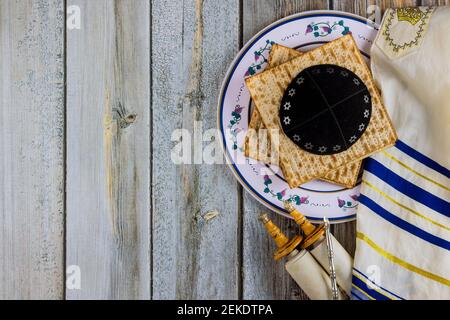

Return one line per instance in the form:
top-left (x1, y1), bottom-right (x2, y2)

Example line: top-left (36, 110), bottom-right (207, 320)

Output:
top-left (152, 0), bottom-right (241, 299)
top-left (0, 0), bottom-right (65, 300)
top-left (0, 0), bottom-right (446, 299)
top-left (66, 0), bottom-right (151, 300)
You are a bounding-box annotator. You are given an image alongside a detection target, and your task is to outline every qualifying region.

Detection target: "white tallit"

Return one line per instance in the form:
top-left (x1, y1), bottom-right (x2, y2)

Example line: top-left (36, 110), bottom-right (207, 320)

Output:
top-left (352, 6), bottom-right (450, 300)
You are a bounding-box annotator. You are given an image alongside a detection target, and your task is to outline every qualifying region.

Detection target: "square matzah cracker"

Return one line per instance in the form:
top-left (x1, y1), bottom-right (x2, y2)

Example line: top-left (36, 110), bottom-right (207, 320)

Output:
top-left (245, 35), bottom-right (397, 188)
top-left (244, 44), bottom-right (362, 188)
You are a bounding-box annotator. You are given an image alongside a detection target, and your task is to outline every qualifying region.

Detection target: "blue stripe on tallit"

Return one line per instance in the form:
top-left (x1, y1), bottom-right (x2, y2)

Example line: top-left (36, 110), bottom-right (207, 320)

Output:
top-left (353, 268), bottom-right (404, 300)
top-left (358, 194), bottom-right (450, 250)
top-left (365, 158), bottom-right (450, 217)
top-left (351, 286), bottom-right (369, 300)
top-left (351, 292), bottom-right (362, 300)
top-left (395, 140), bottom-right (450, 179)
top-left (352, 275), bottom-right (391, 300)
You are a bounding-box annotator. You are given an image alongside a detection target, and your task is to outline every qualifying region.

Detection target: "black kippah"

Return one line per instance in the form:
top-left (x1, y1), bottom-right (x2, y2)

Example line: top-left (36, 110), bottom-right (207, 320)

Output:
top-left (279, 64), bottom-right (372, 155)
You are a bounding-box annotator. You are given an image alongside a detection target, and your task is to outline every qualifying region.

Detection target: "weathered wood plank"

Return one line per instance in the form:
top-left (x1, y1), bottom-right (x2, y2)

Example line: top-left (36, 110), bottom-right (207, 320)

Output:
top-left (242, 0), bottom-right (330, 300)
top-left (421, 0), bottom-right (450, 6)
top-left (367, 0), bottom-right (420, 13)
top-left (151, 0), bottom-right (241, 299)
top-left (66, 0), bottom-right (151, 299)
top-left (333, 0), bottom-right (369, 16)
top-left (0, 0), bottom-right (65, 299)
top-left (242, 0), bottom-right (330, 43)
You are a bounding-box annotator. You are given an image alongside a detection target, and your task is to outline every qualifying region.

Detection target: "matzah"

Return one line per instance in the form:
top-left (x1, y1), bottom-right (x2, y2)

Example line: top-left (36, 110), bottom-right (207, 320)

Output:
top-left (245, 35), bottom-right (397, 188)
top-left (244, 44), bottom-right (363, 188)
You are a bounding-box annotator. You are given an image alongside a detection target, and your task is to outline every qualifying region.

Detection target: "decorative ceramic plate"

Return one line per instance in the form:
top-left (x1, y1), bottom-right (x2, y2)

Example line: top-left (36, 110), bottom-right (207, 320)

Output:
top-left (218, 10), bottom-right (378, 223)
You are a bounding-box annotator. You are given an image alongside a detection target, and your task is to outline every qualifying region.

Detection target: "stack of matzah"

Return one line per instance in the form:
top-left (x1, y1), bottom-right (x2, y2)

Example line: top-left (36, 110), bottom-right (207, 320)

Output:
top-left (244, 35), bottom-right (397, 189)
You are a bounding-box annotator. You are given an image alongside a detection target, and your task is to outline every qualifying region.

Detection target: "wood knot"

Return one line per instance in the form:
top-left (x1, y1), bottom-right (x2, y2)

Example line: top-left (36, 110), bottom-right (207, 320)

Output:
top-left (113, 101), bottom-right (137, 129)
top-left (123, 113), bottom-right (137, 126)
top-left (203, 210), bottom-right (219, 221)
